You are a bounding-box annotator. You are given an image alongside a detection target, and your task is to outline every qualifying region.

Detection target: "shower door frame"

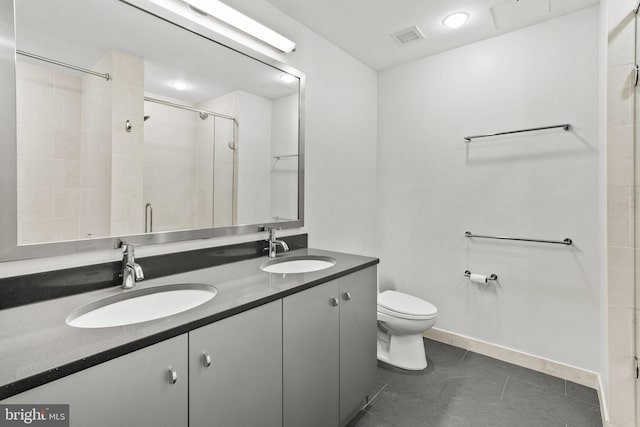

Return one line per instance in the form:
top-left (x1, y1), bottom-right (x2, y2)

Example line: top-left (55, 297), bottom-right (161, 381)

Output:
top-left (635, 3), bottom-right (640, 423)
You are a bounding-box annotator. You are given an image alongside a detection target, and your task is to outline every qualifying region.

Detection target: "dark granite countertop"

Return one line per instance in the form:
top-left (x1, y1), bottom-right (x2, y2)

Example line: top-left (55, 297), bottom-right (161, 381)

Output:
top-left (0, 248), bottom-right (378, 399)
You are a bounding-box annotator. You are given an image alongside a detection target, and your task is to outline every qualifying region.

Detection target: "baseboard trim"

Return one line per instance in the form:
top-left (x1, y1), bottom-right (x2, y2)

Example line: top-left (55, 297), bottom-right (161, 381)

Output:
top-left (423, 328), bottom-right (609, 423)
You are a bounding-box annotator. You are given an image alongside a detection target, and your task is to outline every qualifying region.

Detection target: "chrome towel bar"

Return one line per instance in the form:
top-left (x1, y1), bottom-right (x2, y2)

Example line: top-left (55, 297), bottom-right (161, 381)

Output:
top-left (465, 231), bottom-right (573, 246)
top-left (464, 123), bottom-right (571, 142)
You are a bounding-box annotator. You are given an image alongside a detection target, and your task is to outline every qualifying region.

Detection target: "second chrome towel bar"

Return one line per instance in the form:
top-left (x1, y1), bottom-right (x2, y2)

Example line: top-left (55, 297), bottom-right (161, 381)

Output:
top-left (464, 123), bottom-right (571, 142)
top-left (465, 231), bottom-right (573, 246)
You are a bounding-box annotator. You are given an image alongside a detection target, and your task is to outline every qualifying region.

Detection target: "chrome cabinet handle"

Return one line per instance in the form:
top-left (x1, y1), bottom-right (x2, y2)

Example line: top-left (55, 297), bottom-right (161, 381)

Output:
top-left (343, 292), bottom-right (352, 301)
top-left (330, 297), bottom-right (339, 307)
top-left (203, 353), bottom-right (212, 368)
top-left (168, 368), bottom-right (178, 384)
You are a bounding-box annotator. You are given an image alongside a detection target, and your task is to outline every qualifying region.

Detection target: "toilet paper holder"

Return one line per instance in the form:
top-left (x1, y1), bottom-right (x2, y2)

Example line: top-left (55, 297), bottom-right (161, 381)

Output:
top-left (464, 270), bottom-right (498, 281)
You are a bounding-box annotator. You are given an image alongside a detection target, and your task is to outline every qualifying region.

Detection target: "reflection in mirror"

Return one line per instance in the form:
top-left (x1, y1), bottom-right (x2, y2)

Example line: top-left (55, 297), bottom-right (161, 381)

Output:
top-left (14, 0), bottom-right (300, 246)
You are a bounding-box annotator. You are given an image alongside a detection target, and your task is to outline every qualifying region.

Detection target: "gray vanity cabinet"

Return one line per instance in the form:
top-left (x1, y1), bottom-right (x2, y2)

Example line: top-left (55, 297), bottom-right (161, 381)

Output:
top-left (283, 266), bottom-right (377, 427)
top-left (283, 278), bottom-right (341, 427)
top-left (338, 267), bottom-right (378, 421)
top-left (3, 334), bottom-right (188, 427)
top-left (188, 300), bottom-right (283, 427)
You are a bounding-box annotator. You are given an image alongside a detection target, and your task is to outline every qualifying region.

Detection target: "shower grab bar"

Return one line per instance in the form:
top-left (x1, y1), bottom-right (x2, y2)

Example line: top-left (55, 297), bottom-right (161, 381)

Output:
top-left (143, 96), bottom-right (237, 123)
top-left (465, 231), bottom-right (573, 246)
top-left (463, 124), bottom-right (571, 142)
top-left (145, 203), bottom-right (153, 233)
top-left (17, 50), bottom-right (110, 81)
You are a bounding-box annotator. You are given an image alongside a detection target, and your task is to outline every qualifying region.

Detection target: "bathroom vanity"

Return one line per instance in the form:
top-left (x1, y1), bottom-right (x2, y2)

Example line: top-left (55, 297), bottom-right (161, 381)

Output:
top-left (0, 248), bottom-right (378, 427)
top-left (0, 1), bottom-right (379, 424)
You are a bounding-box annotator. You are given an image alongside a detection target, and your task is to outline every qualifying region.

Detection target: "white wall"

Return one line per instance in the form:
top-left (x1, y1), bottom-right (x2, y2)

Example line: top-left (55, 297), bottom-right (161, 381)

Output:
top-left (271, 94), bottom-right (298, 221)
top-left (378, 8), bottom-right (600, 371)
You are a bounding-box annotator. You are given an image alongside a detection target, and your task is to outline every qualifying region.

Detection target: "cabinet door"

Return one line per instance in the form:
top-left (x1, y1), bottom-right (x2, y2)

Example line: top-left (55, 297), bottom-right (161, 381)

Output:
top-left (339, 266), bottom-right (378, 422)
top-left (189, 300), bottom-right (282, 427)
top-left (3, 334), bottom-right (188, 427)
top-left (283, 280), bottom-right (340, 427)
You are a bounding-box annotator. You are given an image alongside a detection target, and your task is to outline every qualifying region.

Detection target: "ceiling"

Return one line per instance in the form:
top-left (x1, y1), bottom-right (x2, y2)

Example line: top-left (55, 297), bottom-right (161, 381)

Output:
top-left (15, 0), bottom-right (298, 103)
top-left (263, 0), bottom-right (599, 71)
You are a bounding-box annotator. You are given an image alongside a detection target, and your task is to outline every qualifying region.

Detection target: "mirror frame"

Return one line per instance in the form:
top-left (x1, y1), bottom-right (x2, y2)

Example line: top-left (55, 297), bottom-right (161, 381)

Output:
top-left (0, 0), bottom-right (305, 261)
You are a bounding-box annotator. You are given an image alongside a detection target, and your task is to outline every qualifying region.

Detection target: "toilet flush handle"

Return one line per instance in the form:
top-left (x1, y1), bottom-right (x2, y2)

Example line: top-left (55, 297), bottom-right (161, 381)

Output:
top-left (343, 292), bottom-right (352, 301)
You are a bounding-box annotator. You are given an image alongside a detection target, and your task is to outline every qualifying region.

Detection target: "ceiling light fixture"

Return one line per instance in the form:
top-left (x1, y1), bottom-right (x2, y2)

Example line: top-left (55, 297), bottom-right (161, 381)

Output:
top-left (442, 12), bottom-right (470, 29)
top-left (280, 74), bottom-right (296, 84)
top-left (182, 0), bottom-right (296, 53)
top-left (170, 81), bottom-right (190, 90)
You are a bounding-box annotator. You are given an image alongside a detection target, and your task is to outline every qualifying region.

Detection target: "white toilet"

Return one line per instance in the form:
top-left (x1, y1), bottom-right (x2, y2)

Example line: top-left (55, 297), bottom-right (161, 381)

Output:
top-left (376, 290), bottom-right (438, 370)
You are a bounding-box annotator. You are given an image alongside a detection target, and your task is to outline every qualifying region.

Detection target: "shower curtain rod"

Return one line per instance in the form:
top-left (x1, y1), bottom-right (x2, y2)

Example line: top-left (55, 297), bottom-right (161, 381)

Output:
top-left (144, 96), bottom-right (236, 123)
top-left (16, 50), bottom-right (111, 81)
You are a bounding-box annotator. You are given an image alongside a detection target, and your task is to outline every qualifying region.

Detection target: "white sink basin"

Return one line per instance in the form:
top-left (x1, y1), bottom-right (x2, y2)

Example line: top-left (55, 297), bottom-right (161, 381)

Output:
top-left (66, 284), bottom-right (217, 328)
top-left (261, 255), bottom-right (336, 274)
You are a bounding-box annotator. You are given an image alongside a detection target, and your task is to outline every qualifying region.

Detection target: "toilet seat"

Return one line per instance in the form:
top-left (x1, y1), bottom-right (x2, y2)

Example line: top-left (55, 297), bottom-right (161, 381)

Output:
top-left (377, 290), bottom-right (438, 320)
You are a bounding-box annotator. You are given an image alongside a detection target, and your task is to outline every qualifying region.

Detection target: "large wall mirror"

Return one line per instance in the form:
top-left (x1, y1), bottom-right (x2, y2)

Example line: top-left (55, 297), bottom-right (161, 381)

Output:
top-left (0, 0), bottom-right (304, 260)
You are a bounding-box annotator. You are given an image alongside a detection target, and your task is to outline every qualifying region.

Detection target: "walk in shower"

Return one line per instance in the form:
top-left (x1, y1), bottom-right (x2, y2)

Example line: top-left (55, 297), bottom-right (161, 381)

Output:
top-left (142, 97), bottom-right (237, 233)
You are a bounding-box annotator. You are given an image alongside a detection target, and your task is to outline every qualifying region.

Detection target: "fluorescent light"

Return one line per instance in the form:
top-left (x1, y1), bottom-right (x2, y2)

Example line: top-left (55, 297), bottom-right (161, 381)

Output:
top-left (182, 0), bottom-right (296, 53)
top-left (442, 12), bottom-right (470, 29)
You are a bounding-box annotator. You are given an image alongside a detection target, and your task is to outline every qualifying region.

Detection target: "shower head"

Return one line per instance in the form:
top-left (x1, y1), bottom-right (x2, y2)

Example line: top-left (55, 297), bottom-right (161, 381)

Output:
top-left (144, 115), bottom-right (151, 121)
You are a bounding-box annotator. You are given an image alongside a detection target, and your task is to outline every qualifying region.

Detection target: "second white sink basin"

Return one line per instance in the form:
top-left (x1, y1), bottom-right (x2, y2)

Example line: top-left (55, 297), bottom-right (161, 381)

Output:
top-left (66, 284), bottom-right (217, 329)
top-left (261, 255), bottom-right (336, 274)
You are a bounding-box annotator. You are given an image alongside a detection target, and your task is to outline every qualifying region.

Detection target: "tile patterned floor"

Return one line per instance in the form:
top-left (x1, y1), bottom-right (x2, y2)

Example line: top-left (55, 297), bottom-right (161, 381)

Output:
top-left (348, 339), bottom-right (603, 427)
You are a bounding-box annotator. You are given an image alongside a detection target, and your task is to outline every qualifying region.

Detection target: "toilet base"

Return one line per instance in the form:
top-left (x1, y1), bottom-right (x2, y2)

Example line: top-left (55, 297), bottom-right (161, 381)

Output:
top-left (377, 328), bottom-right (427, 370)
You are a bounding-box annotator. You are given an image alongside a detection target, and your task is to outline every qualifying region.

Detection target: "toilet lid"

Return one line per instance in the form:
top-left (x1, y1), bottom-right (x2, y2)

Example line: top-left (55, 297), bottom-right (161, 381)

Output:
top-left (377, 290), bottom-right (438, 317)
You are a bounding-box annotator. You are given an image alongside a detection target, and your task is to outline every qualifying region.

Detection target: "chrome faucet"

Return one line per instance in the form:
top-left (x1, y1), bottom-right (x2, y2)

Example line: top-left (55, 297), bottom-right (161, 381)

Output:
top-left (267, 228), bottom-right (289, 259)
top-left (121, 244), bottom-right (144, 289)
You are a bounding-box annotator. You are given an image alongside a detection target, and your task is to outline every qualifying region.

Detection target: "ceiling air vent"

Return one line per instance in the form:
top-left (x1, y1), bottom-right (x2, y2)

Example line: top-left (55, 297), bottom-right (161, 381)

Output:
top-left (391, 26), bottom-right (425, 45)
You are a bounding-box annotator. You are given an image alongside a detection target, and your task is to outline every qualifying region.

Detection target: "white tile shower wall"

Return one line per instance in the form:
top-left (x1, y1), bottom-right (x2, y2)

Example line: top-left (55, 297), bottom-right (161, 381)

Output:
top-left (16, 62), bottom-right (82, 244)
top-left (197, 92), bottom-right (238, 228)
top-left (195, 108), bottom-right (215, 229)
top-left (110, 52), bottom-right (144, 236)
top-left (234, 91), bottom-right (272, 225)
top-left (199, 90), bottom-right (272, 226)
top-left (212, 117), bottom-right (235, 226)
top-left (1, 1), bottom-right (377, 274)
top-left (143, 93), bottom-right (199, 232)
top-left (80, 53), bottom-right (112, 239)
top-left (606, 0), bottom-right (638, 424)
top-left (378, 7), bottom-right (600, 373)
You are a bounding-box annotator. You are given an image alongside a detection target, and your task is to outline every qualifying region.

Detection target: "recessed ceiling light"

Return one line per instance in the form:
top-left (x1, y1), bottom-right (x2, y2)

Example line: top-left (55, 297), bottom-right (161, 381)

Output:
top-left (170, 81), bottom-right (190, 90)
top-left (280, 74), bottom-right (296, 84)
top-left (442, 12), bottom-right (470, 29)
